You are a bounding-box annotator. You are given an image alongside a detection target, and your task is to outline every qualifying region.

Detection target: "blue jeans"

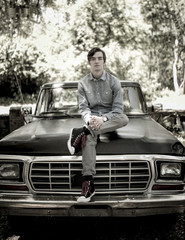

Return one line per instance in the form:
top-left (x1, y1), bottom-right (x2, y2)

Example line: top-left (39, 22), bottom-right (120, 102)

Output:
top-left (82, 114), bottom-right (129, 176)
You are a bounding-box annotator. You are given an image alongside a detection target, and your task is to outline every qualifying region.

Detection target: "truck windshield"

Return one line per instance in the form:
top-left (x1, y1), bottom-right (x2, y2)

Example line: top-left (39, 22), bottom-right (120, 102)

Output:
top-left (35, 86), bottom-right (147, 116)
top-left (123, 86), bottom-right (147, 114)
top-left (35, 87), bottom-right (78, 116)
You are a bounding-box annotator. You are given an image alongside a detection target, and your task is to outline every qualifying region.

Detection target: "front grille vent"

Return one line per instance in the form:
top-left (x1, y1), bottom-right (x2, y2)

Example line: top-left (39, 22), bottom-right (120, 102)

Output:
top-left (29, 160), bottom-right (151, 194)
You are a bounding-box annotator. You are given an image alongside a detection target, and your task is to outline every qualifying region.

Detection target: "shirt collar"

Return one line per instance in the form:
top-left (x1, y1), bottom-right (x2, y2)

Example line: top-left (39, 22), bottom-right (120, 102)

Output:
top-left (89, 71), bottom-right (106, 81)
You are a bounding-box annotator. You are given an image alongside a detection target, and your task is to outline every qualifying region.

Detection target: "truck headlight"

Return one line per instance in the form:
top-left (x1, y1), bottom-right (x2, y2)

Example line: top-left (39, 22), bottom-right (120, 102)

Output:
top-left (0, 164), bottom-right (20, 179)
top-left (160, 163), bottom-right (181, 178)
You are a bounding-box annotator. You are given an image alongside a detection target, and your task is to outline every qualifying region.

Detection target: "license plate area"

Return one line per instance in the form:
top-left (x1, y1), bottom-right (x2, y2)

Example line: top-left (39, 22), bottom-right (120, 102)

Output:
top-left (69, 205), bottom-right (112, 217)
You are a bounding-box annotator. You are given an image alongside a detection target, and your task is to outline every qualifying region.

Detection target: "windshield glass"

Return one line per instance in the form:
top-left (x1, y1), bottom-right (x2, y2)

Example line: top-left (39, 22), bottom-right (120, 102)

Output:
top-left (123, 86), bottom-right (147, 114)
top-left (35, 86), bottom-right (147, 116)
top-left (35, 87), bottom-right (78, 116)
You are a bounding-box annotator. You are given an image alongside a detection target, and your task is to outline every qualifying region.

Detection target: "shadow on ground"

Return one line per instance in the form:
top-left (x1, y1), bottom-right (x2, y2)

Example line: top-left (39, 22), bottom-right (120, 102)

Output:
top-left (0, 214), bottom-right (185, 240)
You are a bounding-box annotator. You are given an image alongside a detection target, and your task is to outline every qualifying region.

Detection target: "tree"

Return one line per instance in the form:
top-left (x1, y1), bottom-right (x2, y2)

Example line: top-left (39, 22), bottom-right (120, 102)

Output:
top-left (0, 0), bottom-right (59, 37)
top-left (0, 1), bottom-right (69, 103)
top-left (140, 0), bottom-right (185, 94)
top-left (0, 36), bottom-right (49, 104)
top-left (1, 0), bottom-right (185, 105)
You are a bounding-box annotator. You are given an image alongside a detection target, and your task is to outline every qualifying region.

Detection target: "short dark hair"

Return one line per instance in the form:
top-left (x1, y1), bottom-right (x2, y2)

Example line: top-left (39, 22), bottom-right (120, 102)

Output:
top-left (87, 47), bottom-right (106, 63)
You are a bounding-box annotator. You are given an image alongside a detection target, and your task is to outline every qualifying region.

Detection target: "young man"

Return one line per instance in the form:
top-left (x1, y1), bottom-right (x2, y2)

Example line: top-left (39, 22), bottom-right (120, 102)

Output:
top-left (67, 47), bottom-right (129, 202)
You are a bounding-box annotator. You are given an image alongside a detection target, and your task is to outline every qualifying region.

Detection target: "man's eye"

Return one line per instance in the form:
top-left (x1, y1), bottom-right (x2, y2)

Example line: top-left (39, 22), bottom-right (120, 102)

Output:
top-left (90, 57), bottom-right (103, 61)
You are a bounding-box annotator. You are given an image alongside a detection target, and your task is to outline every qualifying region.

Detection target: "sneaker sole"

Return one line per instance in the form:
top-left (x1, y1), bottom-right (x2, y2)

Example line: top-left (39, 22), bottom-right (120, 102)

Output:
top-left (77, 191), bottom-right (96, 203)
top-left (67, 128), bottom-right (75, 155)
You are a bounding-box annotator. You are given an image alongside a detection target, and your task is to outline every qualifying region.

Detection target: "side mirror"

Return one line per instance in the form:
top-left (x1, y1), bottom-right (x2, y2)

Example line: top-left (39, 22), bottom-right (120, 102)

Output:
top-left (21, 106), bottom-right (32, 115)
top-left (152, 103), bottom-right (163, 112)
top-left (147, 103), bottom-right (163, 113)
top-left (21, 105), bottom-right (33, 123)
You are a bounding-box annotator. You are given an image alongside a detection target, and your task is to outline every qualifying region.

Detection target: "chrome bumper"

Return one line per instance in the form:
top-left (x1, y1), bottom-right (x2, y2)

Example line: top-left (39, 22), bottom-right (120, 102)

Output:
top-left (0, 194), bottom-right (185, 217)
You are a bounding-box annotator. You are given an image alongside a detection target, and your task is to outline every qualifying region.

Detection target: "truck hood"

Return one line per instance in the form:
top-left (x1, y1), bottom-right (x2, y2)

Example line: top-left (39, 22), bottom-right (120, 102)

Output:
top-left (0, 116), bottom-right (184, 156)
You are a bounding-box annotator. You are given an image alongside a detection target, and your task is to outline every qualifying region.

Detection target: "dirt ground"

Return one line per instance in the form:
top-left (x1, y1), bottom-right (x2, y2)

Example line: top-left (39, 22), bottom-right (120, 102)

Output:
top-left (0, 214), bottom-right (185, 240)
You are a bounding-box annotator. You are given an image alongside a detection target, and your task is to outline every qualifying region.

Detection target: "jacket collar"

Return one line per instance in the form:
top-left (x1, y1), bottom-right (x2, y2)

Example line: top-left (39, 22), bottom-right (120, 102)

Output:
top-left (89, 71), bottom-right (106, 81)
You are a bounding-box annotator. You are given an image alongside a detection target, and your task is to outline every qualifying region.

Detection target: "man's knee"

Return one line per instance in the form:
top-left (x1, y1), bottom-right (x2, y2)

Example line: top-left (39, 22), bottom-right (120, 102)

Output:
top-left (121, 114), bottom-right (129, 126)
top-left (114, 114), bottom-right (129, 127)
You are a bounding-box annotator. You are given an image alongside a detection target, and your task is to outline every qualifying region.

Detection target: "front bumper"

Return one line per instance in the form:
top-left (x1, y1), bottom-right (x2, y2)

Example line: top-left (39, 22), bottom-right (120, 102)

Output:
top-left (0, 194), bottom-right (185, 217)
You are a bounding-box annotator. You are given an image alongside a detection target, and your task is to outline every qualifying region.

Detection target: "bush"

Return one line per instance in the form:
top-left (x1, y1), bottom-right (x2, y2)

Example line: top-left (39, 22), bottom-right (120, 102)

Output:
top-left (0, 39), bottom-right (50, 104)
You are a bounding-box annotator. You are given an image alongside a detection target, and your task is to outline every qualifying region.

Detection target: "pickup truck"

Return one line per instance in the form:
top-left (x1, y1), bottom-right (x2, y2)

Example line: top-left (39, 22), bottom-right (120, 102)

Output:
top-left (0, 81), bottom-right (185, 217)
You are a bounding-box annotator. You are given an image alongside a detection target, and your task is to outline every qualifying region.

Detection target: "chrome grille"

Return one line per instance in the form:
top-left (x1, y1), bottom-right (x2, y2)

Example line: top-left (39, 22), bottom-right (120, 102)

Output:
top-left (29, 161), bottom-right (151, 193)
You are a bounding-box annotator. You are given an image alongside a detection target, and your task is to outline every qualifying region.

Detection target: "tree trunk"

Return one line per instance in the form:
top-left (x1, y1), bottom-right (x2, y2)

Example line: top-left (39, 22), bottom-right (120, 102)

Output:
top-left (183, 65), bottom-right (185, 94)
top-left (173, 38), bottom-right (179, 93)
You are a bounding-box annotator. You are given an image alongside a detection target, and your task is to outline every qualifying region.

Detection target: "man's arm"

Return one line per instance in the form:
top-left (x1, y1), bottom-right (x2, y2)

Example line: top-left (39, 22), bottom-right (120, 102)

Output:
top-left (78, 81), bottom-right (91, 124)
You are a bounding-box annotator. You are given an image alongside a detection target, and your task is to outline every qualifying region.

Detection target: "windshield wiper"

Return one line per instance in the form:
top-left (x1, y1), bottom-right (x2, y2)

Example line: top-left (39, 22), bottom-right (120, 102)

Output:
top-left (37, 111), bottom-right (74, 118)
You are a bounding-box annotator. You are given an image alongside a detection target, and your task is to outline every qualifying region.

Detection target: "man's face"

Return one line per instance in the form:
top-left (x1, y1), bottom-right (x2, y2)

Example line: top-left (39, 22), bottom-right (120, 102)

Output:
top-left (89, 51), bottom-right (105, 74)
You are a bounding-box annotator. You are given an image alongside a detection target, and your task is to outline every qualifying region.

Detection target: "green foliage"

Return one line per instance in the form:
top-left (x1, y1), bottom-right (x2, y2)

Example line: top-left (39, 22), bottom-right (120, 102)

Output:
top-left (0, 37), bottom-right (50, 104)
top-left (65, 0), bottom-right (157, 94)
top-left (0, 0), bottom-right (185, 105)
top-left (140, 0), bottom-right (185, 92)
top-left (67, 0), bottom-right (129, 51)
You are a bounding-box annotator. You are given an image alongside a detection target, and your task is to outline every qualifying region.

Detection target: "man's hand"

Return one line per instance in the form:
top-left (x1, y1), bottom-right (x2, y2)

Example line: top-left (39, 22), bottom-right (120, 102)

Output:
top-left (89, 116), bottom-right (104, 130)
